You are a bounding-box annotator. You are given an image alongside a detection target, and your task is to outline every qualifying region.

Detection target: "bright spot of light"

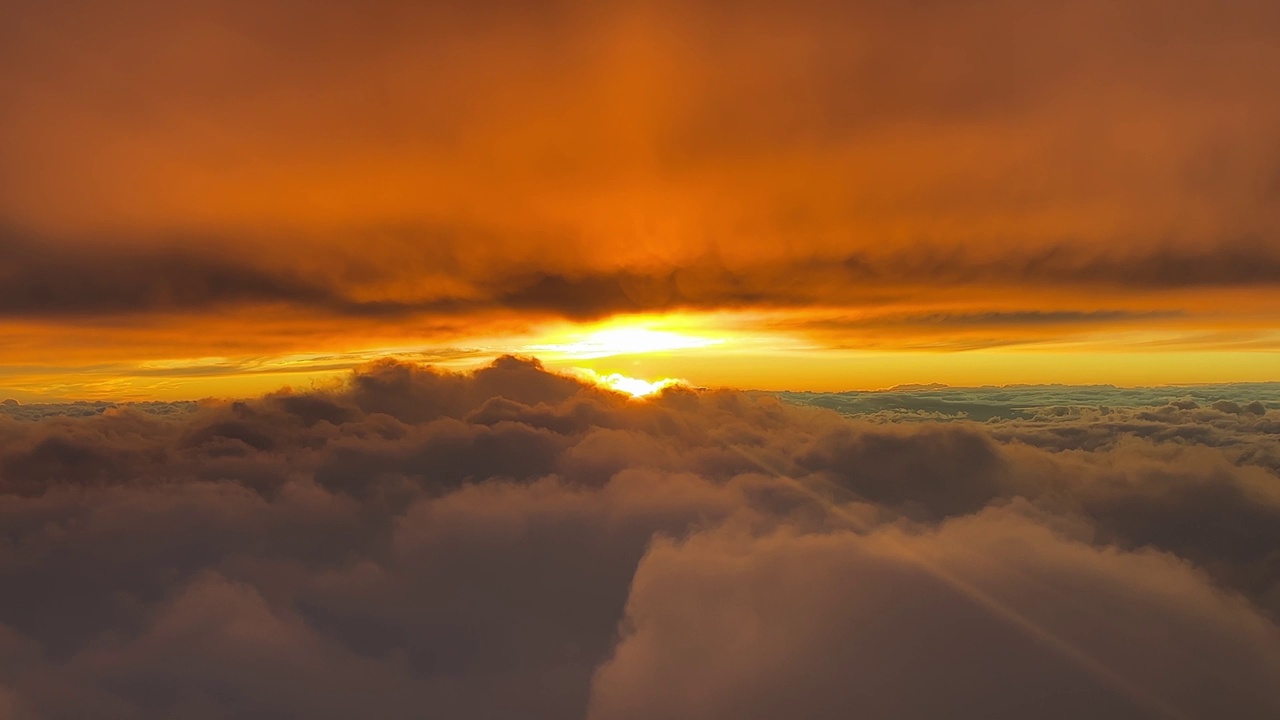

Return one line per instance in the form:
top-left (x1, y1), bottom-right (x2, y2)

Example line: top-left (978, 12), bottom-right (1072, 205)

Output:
top-left (571, 368), bottom-right (684, 398)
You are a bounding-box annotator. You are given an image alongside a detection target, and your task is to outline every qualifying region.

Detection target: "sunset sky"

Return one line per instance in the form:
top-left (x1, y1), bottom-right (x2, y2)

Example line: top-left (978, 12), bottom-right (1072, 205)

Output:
top-left (5, 4), bottom-right (1280, 719)
top-left (3, 0), bottom-right (1279, 398)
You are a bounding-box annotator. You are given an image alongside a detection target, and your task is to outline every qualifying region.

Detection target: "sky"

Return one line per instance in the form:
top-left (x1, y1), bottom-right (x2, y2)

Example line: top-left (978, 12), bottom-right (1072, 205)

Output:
top-left (3, 0), bottom-right (1280, 399)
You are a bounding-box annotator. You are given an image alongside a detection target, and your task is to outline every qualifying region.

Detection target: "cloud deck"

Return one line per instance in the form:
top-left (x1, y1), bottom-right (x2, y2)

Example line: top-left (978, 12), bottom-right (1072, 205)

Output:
top-left (1, 358), bottom-right (1277, 719)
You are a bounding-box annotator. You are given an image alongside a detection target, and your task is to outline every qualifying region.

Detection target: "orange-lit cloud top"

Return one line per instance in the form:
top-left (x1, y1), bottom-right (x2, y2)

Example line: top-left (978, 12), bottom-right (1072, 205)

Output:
top-left (1, 0), bottom-right (1279, 397)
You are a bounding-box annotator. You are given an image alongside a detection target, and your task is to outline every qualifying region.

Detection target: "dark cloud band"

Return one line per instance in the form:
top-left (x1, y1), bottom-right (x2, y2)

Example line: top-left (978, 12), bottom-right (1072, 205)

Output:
top-left (4, 229), bottom-right (1279, 324)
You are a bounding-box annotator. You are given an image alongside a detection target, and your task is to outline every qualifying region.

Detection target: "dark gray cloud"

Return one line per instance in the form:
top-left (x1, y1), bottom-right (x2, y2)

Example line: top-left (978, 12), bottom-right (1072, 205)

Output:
top-left (0, 230), bottom-right (345, 317)
top-left (1, 358), bottom-right (1278, 718)
top-left (4, 227), bottom-right (1280, 325)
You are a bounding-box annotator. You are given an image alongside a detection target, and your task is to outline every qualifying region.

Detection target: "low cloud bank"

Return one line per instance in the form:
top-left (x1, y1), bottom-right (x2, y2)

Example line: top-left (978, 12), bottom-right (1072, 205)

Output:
top-left (1, 357), bottom-right (1278, 719)
top-left (779, 382), bottom-right (1279, 421)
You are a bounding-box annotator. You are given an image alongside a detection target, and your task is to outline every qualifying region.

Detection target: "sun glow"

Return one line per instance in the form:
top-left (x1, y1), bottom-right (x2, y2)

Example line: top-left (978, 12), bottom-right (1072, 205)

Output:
top-left (569, 368), bottom-right (683, 397)
top-left (525, 325), bottom-right (724, 359)
top-left (602, 373), bottom-right (681, 397)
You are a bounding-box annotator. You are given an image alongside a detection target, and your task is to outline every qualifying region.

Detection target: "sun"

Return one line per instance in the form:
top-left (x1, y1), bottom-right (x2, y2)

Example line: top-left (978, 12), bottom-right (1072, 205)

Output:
top-left (598, 373), bottom-right (681, 398)
top-left (518, 316), bottom-right (732, 397)
top-left (566, 368), bottom-right (682, 398)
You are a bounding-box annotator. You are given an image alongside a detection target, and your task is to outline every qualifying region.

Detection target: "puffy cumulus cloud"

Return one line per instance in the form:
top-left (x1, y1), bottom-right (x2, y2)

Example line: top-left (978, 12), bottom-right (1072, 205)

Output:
top-left (589, 508), bottom-right (1280, 720)
top-left (1, 357), bottom-right (1279, 718)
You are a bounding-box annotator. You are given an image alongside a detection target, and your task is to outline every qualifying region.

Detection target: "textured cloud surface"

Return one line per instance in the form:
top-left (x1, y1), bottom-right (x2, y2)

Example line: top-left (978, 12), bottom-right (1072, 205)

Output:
top-left (1, 358), bottom-right (1278, 719)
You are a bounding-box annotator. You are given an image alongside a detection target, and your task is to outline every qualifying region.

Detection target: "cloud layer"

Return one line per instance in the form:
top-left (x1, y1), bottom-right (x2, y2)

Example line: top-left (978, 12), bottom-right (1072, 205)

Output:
top-left (1, 358), bottom-right (1278, 718)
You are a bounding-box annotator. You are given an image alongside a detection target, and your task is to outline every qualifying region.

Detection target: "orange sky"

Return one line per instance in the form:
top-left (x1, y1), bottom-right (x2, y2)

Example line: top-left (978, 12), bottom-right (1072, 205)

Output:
top-left (2, 0), bottom-right (1279, 399)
